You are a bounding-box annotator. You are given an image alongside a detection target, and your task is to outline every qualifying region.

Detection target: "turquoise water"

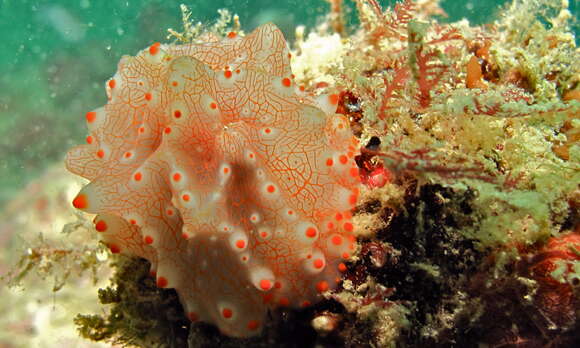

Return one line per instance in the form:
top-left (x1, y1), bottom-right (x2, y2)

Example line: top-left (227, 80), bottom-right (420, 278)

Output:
top-left (0, 0), bottom-right (576, 207)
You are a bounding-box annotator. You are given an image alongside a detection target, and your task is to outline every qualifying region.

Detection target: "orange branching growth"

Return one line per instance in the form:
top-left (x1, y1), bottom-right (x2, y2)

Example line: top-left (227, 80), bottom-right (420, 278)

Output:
top-left (361, 0), bottom-right (415, 41)
top-left (408, 23), bottom-right (463, 109)
top-left (66, 24), bottom-right (360, 337)
top-left (379, 67), bottom-right (410, 117)
top-left (363, 147), bottom-right (497, 184)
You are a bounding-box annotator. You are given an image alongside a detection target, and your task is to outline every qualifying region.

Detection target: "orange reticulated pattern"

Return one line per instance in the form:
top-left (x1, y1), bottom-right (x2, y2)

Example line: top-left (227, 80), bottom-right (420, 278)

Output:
top-left (66, 23), bottom-right (360, 337)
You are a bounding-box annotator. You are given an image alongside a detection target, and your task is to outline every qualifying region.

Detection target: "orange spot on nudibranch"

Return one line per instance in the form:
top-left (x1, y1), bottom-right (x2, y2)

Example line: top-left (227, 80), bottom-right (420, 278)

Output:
top-left (259, 279), bottom-right (272, 291)
top-left (144, 93), bottom-right (152, 101)
top-left (108, 79), bottom-right (116, 89)
top-left (134, 172), bottom-right (143, 181)
top-left (182, 194), bottom-right (190, 201)
top-left (227, 31), bottom-right (237, 39)
top-left (313, 258), bottom-right (324, 269)
top-left (282, 77), bottom-right (291, 87)
top-left (343, 222), bottom-right (353, 232)
top-left (210, 102), bottom-right (217, 109)
top-left (172, 173), bottom-right (181, 181)
top-left (331, 235), bottom-right (343, 245)
top-left (338, 263), bottom-right (347, 272)
top-left (326, 158), bottom-right (334, 166)
top-left (174, 110), bottom-right (182, 118)
top-left (339, 155), bottom-right (348, 164)
top-left (222, 308), bottom-right (233, 319)
top-left (316, 280), bottom-right (329, 292)
top-left (349, 194), bottom-right (358, 205)
top-left (247, 320), bottom-right (259, 331)
top-left (96, 149), bottom-right (105, 158)
top-left (235, 240), bottom-right (246, 249)
top-left (86, 135), bottom-right (93, 144)
top-left (144, 235), bottom-right (154, 245)
top-left (305, 227), bottom-right (318, 238)
top-left (95, 220), bottom-right (107, 232)
top-left (109, 244), bottom-right (120, 254)
top-left (86, 111), bottom-right (96, 123)
top-left (224, 70), bottom-right (232, 78)
top-left (149, 42), bottom-right (161, 55)
top-left (266, 185), bottom-right (276, 193)
top-left (156, 276), bottom-right (168, 288)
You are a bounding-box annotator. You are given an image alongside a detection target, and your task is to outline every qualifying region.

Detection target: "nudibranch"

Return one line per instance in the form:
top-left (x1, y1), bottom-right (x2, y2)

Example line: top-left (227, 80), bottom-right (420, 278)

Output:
top-left (66, 23), bottom-right (360, 337)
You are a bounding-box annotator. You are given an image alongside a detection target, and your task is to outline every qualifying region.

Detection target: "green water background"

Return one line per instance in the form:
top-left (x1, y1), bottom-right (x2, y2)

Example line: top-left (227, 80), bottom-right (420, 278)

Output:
top-left (0, 0), bottom-right (577, 207)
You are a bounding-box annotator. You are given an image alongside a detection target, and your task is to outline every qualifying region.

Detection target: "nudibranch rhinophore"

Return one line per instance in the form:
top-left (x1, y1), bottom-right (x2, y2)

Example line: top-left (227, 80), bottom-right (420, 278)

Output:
top-left (66, 23), bottom-right (360, 337)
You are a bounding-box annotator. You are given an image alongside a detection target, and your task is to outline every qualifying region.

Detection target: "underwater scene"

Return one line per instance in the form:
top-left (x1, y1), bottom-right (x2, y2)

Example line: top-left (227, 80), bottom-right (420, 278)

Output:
top-left (0, 0), bottom-right (579, 347)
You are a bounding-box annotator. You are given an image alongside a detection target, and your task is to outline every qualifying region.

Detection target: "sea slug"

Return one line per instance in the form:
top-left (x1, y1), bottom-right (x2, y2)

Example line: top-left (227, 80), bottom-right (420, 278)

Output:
top-left (66, 23), bottom-right (360, 337)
